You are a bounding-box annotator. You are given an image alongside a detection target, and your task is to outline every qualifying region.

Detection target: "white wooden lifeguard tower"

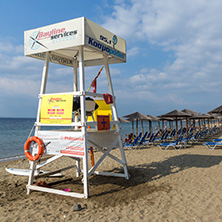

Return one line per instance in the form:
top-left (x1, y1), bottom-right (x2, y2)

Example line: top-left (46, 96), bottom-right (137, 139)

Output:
top-left (24, 17), bottom-right (129, 198)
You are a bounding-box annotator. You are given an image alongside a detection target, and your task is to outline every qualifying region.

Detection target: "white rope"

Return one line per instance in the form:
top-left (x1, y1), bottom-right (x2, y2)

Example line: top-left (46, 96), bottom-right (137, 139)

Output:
top-left (27, 123), bottom-right (35, 139)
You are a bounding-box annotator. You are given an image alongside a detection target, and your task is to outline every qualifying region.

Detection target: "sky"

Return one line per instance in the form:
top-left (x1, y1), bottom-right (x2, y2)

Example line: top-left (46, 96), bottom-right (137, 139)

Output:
top-left (0, 0), bottom-right (222, 118)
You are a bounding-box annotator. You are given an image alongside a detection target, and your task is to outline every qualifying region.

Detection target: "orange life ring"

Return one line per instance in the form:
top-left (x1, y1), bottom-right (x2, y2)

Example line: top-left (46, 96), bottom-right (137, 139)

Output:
top-left (24, 136), bottom-right (44, 161)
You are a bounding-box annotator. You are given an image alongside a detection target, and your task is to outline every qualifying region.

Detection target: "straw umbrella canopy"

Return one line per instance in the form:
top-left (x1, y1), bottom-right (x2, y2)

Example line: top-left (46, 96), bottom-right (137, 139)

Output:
top-left (159, 110), bottom-right (192, 139)
top-left (211, 113), bottom-right (222, 120)
top-left (147, 114), bottom-right (160, 121)
top-left (212, 114), bottom-right (222, 127)
top-left (208, 105), bottom-right (222, 127)
top-left (118, 117), bottom-right (130, 123)
top-left (123, 112), bottom-right (151, 136)
top-left (147, 114), bottom-right (160, 134)
top-left (208, 105), bottom-right (222, 114)
top-left (181, 109), bottom-right (200, 116)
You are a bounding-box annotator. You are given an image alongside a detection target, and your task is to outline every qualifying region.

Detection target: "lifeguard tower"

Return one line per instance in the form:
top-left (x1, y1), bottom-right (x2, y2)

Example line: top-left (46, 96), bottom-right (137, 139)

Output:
top-left (24, 17), bottom-right (129, 198)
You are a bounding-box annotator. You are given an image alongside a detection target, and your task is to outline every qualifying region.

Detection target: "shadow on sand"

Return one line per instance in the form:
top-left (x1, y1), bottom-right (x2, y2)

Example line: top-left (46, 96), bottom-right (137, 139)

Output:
top-left (18, 153), bottom-right (221, 208)
top-left (84, 154), bottom-right (222, 204)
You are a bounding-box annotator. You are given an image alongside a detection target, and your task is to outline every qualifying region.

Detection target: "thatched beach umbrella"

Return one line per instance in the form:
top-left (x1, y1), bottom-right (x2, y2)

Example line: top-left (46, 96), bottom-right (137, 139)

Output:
top-left (181, 109), bottom-right (200, 134)
top-left (118, 117), bottom-right (130, 123)
top-left (208, 105), bottom-right (222, 127)
top-left (181, 109), bottom-right (200, 116)
top-left (157, 116), bottom-right (174, 131)
top-left (210, 114), bottom-right (222, 127)
top-left (188, 113), bottom-right (213, 132)
top-left (201, 114), bottom-right (211, 127)
top-left (189, 114), bottom-right (203, 129)
top-left (160, 110), bottom-right (191, 139)
top-left (123, 112), bottom-right (151, 136)
top-left (208, 105), bottom-right (222, 114)
top-left (147, 114), bottom-right (160, 133)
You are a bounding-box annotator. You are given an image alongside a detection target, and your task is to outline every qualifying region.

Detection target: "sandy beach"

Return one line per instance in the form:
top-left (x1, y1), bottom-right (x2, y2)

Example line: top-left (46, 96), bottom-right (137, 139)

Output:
top-left (1, 134), bottom-right (222, 222)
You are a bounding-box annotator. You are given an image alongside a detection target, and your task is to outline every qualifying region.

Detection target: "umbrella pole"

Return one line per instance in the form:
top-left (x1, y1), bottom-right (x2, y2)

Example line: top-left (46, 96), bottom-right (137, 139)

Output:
top-left (198, 119), bottom-right (201, 131)
top-left (170, 120), bottom-right (172, 130)
top-left (193, 119), bottom-right (196, 134)
top-left (176, 118), bottom-right (178, 139)
top-left (132, 121), bottom-right (134, 135)
top-left (149, 120), bottom-right (152, 134)
top-left (136, 119), bottom-right (138, 136)
top-left (141, 120), bottom-right (144, 136)
top-left (186, 118), bottom-right (188, 137)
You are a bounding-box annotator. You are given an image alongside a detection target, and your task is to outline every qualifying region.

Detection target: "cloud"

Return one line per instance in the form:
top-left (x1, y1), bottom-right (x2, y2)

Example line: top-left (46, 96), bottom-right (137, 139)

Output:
top-left (0, 42), bottom-right (23, 53)
top-left (1, 1), bottom-right (222, 117)
top-left (0, 77), bottom-right (40, 96)
top-left (127, 47), bottom-right (140, 57)
top-left (101, 0), bottom-right (222, 113)
top-left (0, 41), bottom-right (74, 98)
top-left (0, 40), bottom-right (42, 99)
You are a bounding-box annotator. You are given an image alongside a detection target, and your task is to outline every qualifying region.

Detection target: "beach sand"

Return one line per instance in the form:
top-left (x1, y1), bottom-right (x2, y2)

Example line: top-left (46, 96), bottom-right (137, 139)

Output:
top-left (1, 135), bottom-right (222, 222)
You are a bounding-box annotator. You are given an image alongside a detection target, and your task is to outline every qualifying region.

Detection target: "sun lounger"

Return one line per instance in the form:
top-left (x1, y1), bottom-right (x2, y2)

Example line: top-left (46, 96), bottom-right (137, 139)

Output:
top-left (143, 133), bottom-right (154, 145)
top-left (203, 141), bottom-right (222, 150)
top-left (168, 129), bottom-right (176, 139)
top-left (139, 132), bottom-right (148, 145)
top-left (189, 132), bottom-right (200, 144)
top-left (153, 131), bottom-right (169, 144)
top-left (123, 136), bottom-right (140, 149)
top-left (182, 133), bottom-right (193, 145)
top-left (213, 138), bottom-right (222, 142)
top-left (143, 131), bottom-right (159, 146)
top-left (158, 136), bottom-right (184, 150)
top-left (146, 132), bottom-right (151, 139)
top-left (136, 132), bottom-right (152, 148)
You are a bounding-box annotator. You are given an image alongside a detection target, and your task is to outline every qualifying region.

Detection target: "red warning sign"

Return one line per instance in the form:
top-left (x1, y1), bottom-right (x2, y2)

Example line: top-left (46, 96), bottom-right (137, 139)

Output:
top-left (97, 115), bottom-right (110, 131)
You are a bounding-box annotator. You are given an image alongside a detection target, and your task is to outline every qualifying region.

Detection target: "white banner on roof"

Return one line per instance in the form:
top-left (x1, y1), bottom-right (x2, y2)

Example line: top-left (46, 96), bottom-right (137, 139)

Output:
top-left (25, 17), bottom-right (83, 56)
top-left (85, 18), bottom-right (126, 61)
top-left (24, 17), bottom-right (126, 64)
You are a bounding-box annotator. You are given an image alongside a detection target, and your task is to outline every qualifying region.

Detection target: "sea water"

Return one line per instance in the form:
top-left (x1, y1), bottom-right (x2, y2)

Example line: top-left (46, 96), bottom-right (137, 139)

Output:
top-left (0, 118), bottom-right (159, 161)
top-left (0, 118), bottom-right (36, 161)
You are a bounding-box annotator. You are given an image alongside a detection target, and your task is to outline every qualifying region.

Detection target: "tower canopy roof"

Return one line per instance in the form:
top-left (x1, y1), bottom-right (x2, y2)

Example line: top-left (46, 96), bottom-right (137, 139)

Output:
top-left (25, 17), bottom-right (126, 67)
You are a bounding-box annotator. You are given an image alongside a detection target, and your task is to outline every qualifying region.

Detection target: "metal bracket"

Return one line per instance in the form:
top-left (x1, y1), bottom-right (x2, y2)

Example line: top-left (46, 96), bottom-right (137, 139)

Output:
top-left (81, 122), bottom-right (87, 127)
top-left (79, 91), bottom-right (86, 96)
